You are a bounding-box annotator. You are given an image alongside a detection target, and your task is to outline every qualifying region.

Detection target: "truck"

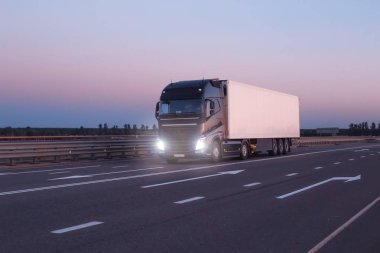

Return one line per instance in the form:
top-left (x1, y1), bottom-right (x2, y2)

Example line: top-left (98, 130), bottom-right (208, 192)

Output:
top-left (155, 79), bottom-right (300, 163)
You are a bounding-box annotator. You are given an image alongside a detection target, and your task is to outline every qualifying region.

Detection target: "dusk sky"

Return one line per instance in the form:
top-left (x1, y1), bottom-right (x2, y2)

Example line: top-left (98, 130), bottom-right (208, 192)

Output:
top-left (1, 1), bottom-right (379, 128)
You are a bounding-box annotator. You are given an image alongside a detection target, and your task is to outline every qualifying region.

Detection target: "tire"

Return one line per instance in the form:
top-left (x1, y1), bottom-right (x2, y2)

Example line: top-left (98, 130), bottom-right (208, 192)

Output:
top-left (283, 139), bottom-right (289, 154)
top-left (269, 139), bottom-right (278, 156)
top-left (211, 141), bottom-right (221, 163)
top-left (287, 139), bottom-right (291, 153)
top-left (278, 139), bottom-right (284, 155)
top-left (166, 158), bottom-right (178, 164)
top-left (240, 141), bottom-right (249, 160)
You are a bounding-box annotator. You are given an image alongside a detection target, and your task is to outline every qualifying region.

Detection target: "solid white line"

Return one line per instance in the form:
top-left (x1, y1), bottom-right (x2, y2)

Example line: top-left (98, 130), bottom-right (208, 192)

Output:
top-left (0, 165), bottom-right (101, 176)
top-left (51, 221), bottom-right (103, 234)
top-left (112, 165), bottom-right (129, 168)
top-left (49, 171), bottom-right (71, 175)
top-left (244, 182), bottom-right (261, 187)
top-left (174, 196), bottom-right (204, 204)
top-left (307, 195), bottom-right (380, 253)
top-left (333, 162), bottom-right (341, 165)
top-left (49, 167), bottom-right (164, 180)
top-left (286, 173), bottom-right (298, 177)
top-left (348, 158), bottom-right (355, 161)
top-left (313, 167), bottom-right (323, 170)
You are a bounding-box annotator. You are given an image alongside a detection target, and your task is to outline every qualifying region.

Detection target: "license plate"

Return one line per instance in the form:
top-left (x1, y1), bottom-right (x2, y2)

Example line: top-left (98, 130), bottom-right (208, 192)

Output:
top-left (174, 154), bottom-right (185, 158)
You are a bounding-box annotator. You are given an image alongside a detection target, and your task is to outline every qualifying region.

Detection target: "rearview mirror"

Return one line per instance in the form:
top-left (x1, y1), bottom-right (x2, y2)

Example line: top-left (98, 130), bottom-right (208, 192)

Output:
top-left (155, 102), bottom-right (160, 119)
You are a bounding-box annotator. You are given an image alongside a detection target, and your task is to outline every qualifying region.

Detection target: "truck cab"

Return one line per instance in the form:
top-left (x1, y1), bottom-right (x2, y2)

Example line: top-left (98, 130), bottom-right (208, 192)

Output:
top-left (155, 79), bottom-right (225, 163)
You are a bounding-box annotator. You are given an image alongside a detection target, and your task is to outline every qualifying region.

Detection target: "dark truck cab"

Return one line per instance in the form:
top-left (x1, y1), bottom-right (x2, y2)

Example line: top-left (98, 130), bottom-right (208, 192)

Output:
top-left (155, 79), bottom-right (226, 163)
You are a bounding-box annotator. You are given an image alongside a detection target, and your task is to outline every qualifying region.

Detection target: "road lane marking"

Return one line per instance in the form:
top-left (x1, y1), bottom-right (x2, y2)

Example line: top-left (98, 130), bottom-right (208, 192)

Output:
top-left (174, 196), bottom-right (204, 204)
top-left (307, 195), bottom-right (380, 253)
top-left (49, 171), bottom-right (70, 175)
top-left (286, 173), bottom-right (298, 177)
top-left (354, 149), bottom-right (369, 152)
top-left (112, 165), bottom-right (129, 168)
top-left (277, 175), bottom-right (361, 199)
top-left (361, 156), bottom-right (366, 158)
top-left (313, 167), bottom-right (323, 170)
top-left (49, 167), bottom-right (164, 180)
top-left (2, 145), bottom-right (379, 196)
top-left (51, 221), bottom-right (103, 234)
top-left (333, 162), bottom-right (341, 165)
top-left (348, 158), bottom-right (355, 161)
top-left (370, 154), bottom-right (374, 156)
top-left (244, 182), bottom-right (261, 187)
top-left (142, 170), bottom-right (244, 189)
top-left (0, 165), bottom-right (101, 176)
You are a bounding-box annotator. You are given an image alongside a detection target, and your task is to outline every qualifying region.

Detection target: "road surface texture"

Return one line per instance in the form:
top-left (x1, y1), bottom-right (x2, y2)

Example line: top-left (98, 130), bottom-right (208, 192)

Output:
top-left (0, 143), bottom-right (379, 253)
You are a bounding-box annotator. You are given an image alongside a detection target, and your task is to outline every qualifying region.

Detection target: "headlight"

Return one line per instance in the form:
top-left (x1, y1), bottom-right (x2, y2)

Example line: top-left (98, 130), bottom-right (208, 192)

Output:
top-left (156, 139), bottom-right (165, 151)
top-left (195, 137), bottom-right (206, 150)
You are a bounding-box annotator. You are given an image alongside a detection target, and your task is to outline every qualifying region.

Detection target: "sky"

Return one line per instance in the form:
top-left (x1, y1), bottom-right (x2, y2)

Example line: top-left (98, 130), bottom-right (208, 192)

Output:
top-left (0, 0), bottom-right (379, 128)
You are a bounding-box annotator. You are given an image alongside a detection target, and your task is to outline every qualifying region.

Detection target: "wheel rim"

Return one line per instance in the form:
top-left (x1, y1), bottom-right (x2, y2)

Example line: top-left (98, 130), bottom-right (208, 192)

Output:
top-left (242, 144), bottom-right (247, 157)
top-left (279, 141), bottom-right (283, 153)
top-left (285, 140), bottom-right (289, 152)
top-left (273, 141), bottom-right (277, 153)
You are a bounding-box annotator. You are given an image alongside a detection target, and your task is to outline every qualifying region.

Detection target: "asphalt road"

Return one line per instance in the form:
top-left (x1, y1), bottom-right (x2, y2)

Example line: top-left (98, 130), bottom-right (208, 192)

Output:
top-left (0, 143), bottom-right (379, 253)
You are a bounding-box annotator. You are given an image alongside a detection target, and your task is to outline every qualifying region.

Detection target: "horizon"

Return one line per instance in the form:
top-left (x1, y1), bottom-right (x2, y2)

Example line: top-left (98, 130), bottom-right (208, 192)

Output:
top-left (1, 1), bottom-right (379, 129)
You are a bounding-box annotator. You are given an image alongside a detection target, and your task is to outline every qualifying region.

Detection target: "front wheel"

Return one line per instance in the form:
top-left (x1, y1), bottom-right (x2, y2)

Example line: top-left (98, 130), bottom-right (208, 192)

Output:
top-left (240, 141), bottom-right (249, 160)
top-left (211, 141), bottom-right (221, 163)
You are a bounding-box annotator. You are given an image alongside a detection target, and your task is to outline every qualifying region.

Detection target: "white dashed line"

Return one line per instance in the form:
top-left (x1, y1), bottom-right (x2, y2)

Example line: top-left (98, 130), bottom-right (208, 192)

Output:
top-left (244, 182), bottom-right (261, 187)
top-left (286, 173), bottom-right (298, 177)
top-left (49, 171), bottom-right (70, 175)
top-left (361, 156), bottom-right (366, 158)
top-left (370, 154), bottom-right (374, 156)
top-left (348, 158), bottom-right (355, 161)
top-left (112, 165), bottom-right (129, 168)
top-left (314, 167), bottom-right (323, 170)
top-left (333, 162), bottom-right (341, 165)
top-left (174, 196), bottom-right (205, 204)
top-left (51, 221), bottom-right (103, 234)
top-left (0, 165), bottom-right (101, 176)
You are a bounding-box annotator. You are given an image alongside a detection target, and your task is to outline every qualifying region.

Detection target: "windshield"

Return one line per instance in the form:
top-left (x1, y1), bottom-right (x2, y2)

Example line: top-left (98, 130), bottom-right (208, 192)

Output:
top-left (160, 99), bottom-right (202, 115)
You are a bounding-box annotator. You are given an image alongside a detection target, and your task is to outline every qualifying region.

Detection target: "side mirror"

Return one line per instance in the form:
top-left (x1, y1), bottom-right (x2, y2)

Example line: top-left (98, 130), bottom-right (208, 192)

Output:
top-left (155, 102), bottom-right (160, 119)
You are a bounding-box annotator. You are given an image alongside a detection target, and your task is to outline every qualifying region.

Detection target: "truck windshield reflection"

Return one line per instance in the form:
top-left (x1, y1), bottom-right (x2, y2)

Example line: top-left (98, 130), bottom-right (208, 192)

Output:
top-left (160, 99), bottom-right (202, 115)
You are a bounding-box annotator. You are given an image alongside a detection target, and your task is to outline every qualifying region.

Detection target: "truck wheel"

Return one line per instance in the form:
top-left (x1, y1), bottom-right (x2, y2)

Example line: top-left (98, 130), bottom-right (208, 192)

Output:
top-left (278, 139), bottom-right (284, 155)
top-left (211, 141), bottom-right (221, 163)
top-left (287, 139), bottom-right (291, 152)
top-left (240, 141), bottom-right (249, 160)
top-left (283, 139), bottom-right (289, 154)
top-left (269, 139), bottom-right (278, 156)
top-left (166, 158), bottom-right (178, 164)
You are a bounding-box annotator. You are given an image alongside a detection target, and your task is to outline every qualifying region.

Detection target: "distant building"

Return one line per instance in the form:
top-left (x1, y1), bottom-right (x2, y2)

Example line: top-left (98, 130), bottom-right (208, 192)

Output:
top-left (316, 128), bottom-right (339, 136)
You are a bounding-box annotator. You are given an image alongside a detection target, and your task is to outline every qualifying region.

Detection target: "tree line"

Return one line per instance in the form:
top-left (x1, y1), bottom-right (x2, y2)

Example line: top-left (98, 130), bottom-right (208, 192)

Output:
top-left (348, 122), bottom-right (380, 136)
top-left (0, 123), bottom-right (158, 136)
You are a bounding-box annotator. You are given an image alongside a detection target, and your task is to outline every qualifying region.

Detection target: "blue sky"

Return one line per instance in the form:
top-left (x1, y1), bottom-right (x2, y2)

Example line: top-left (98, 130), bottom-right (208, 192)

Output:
top-left (1, 0), bottom-right (379, 128)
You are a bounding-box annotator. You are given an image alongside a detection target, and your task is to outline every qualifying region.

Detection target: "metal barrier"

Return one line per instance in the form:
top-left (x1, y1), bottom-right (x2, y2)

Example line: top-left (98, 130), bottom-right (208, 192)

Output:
top-left (0, 135), bottom-right (157, 166)
top-left (0, 135), bottom-right (378, 166)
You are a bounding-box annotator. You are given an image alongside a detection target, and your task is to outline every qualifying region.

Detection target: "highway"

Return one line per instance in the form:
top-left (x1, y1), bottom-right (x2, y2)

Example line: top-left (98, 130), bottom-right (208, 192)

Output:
top-left (0, 143), bottom-right (379, 253)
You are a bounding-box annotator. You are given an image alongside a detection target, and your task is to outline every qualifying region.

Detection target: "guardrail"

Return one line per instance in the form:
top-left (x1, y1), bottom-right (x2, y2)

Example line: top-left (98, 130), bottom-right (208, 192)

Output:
top-left (0, 136), bottom-right (378, 166)
top-left (0, 135), bottom-right (157, 166)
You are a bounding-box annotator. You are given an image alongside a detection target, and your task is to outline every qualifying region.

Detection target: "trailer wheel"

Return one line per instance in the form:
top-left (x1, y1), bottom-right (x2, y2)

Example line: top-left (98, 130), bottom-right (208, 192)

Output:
top-left (278, 139), bottom-right (284, 155)
top-left (240, 141), bottom-right (249, 160)
top-left (287, 139), bottom-right (291, 152)
top-left (283, 139), bottom-right (289, 154)
top-left (269, 139), bottom-right (278, 156)
top-left (211, 141), bottom-right (221, 163)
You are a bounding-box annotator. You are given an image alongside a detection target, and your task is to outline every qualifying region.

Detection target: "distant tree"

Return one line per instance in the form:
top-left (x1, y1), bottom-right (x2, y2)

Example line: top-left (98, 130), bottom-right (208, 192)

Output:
top-left (370, 122), bottom-right (376, 136)
top-left (132, 124), bottom-right (137, 130)
top-left (140, 124), bottom-right (145, 130)
top-left (103, 123), bottom-right (108, 130)
top-left (152, 124), bottom-right (157, 131)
